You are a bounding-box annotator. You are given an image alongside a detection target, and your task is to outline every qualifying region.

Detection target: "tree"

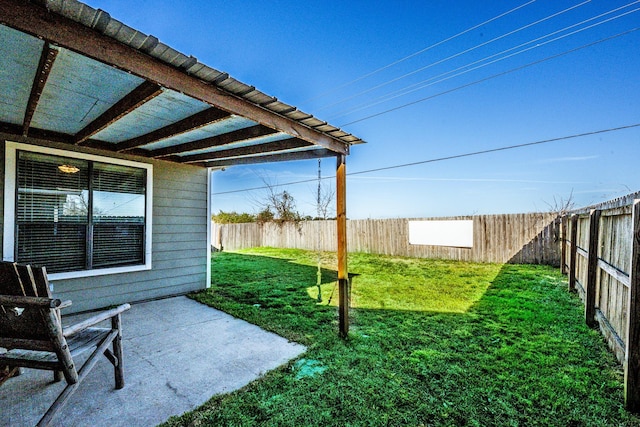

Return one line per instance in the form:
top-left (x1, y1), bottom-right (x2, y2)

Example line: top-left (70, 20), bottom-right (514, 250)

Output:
top-left (211, 210), bottom-right (256, 224)
top-left (255, 208), bottom-right (274, 223)
top-left (256, 178), bottom-right (302, 225)
top-left (315, 181), bottom-right (335, 220)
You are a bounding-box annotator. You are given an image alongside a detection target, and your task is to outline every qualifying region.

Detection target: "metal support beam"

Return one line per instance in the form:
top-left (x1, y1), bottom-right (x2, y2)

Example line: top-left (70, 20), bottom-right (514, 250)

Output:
top-left (336, 154), bottom-right (349, 338)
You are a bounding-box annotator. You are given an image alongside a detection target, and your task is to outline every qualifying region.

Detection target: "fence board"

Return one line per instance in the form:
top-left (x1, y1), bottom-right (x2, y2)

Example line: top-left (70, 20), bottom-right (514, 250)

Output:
top-left (586, 210), bottom-right (602, 327)
top-left (563, 196), bottom-right (636, 371)
top-left (214, 213), bottom-right (560, 265)
top-left (625, 200), bottom-right (640, 411)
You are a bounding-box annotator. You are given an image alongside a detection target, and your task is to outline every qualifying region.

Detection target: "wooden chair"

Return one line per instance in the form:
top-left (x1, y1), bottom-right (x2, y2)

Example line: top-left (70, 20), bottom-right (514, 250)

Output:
top-left (0, 261), bottom-right (130, 427)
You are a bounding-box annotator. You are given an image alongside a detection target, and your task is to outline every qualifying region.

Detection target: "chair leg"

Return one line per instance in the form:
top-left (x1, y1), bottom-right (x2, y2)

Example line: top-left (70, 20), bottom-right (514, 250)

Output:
top-left (53, 370), bottom-right (63, 382)
top-left (112, 313), bottom-right (125, 389)
top-left (37, 381), bottom-right (80, 427)
top-left (0, 366), bottom-right (20, 387)
top-left (40, 329), bottom-right (120, 426)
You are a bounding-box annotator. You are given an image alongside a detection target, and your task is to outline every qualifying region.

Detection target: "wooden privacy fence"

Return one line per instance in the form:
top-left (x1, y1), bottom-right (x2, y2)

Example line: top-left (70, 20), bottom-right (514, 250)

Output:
top-left (561, 193), bottom-right (640, 411)
top-left (213, 212), bottom-right (561, 265)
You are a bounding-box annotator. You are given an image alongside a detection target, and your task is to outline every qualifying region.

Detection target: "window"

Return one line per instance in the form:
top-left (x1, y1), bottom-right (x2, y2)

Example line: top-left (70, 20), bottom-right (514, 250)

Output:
top-left (4, 142), bottom-right (152, 278)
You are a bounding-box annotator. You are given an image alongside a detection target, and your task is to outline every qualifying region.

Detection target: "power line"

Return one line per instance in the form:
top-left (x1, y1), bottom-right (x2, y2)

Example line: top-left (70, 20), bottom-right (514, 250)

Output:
top-left (328, 3), bottom-right (640, 121)
top-left (211, 123), bottom-right (640, 195)
top-left (348, 123), bottom-right (640, 176)
top-left (317, 0), bottom-right (592, 113)
top-left (301, 0), bottom-right (537, 104)
top-left (337, 26), bottom-right (640, 127)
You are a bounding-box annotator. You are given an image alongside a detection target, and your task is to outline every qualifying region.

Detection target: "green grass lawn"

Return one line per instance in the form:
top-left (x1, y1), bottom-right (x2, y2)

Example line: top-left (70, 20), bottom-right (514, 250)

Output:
top-left (162, 248), bottom-right (640, 427)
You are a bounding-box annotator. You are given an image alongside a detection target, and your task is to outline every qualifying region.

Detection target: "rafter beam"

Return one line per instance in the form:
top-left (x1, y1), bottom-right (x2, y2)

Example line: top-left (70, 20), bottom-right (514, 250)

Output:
top-left (23, 44), bottom-right (58, 136)
top-left (74, 81), bottom-right (162, 145)
top-left (204, 148), bottom-right (335, 168)
top-left (112, 107), bottom-right (231, 152)
top-left (150, 124), bottom-right (277, 158)
top-left (0, 0), bottom-right (349, 155)
top-left (180, 138), bottom-right (311, 163)
top-left (0, 121), bottom-right (71, 144)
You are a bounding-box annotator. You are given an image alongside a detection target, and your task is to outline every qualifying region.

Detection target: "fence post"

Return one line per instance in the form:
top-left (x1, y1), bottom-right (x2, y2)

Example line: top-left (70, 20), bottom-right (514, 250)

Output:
top-left (560, 215), bottom-right (567, 274)
top-left (568, 214), bottom-right (578, 293)
top-left (585, 209), bottom-right (601, 328)
top-left (625, 200), bottom-right (640, 412)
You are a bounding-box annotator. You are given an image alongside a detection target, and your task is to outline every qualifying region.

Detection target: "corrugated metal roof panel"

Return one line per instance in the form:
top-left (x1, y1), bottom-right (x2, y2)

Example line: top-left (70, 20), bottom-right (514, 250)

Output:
top-left (105, 18), bottom-right (139, 45)
top-left (0, 25), bottom-right (43, 125)
top-left (264, 101), bottom-right (296, 114)
top-left (327, 130), bottom-right (349, 138)
top-left (93, 89), bottom-right (210, 142)
top-left (285, 111), bottom-right (313, 121)
top-left (313, 124), bottom-right (339, 133)
top-left (339, 135), bottom-right (360, 143)
top-left (190, 65), bottom-right (225, 82)
top-left (300, 117), bottom-right (326, 127)
top-left (51, 0), bottom-right (105, 30)
top-left (243, 91), bottom-right (273, 105)
top-left (31, 47), bottom-right (144, 134)
top-left (216, 77), bottom-right (248, 93)
top-left (178, 132), bottom-right (293, 157)
top-left (158, 46), bottom-right (188, 68)
top-left (137, 115), bottom-right (257, 151)
top-left (3, 0), bottom-right (364, 166)
top-left (211, 144), bottom-right (320, 162)
top-left (190, 65), bottom-right (211, 80)
top-left (49, 0), bottom-right (366, 146)
top-left (231, 85), bottom-right (256, 97)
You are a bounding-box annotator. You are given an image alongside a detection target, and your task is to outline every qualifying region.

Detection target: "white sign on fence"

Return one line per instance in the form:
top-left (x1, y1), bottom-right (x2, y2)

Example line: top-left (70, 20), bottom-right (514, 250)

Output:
top-left (408, 220), bottom-right (474, 248)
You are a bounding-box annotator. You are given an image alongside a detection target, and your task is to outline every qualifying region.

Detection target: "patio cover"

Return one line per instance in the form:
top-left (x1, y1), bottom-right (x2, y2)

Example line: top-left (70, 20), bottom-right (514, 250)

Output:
top-left (0, 0), bottom-right (355, 337)
top-left (0, 0), bottom-right (364, 167)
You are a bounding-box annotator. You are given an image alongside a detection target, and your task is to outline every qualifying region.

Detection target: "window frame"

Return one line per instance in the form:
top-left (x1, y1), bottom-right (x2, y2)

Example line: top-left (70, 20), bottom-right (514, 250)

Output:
top-left (4, 141), bottom-right (153, 280)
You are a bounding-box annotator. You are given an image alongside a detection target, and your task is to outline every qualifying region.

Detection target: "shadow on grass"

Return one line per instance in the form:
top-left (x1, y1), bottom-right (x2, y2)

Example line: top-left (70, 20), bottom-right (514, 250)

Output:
top-left (179, 249), bottom-right (638, 427)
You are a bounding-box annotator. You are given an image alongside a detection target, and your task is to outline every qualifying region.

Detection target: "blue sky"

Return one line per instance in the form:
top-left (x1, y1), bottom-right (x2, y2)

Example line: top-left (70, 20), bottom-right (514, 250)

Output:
top-left (84, 0), bottom-right (640, 219)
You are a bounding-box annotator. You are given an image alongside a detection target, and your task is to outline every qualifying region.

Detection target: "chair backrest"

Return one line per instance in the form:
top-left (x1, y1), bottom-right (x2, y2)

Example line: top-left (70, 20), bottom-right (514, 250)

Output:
top-left (0, 262), bottom-right (77, 383)
top-left (0, 262), bottom-right (52, 343)
top-left (0, 261), bottom-right (52, 296)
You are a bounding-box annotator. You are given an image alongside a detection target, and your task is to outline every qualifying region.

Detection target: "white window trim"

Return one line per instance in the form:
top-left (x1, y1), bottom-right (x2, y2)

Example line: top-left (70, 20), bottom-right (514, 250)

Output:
top-left (3, 141), bottom-right (153, 280)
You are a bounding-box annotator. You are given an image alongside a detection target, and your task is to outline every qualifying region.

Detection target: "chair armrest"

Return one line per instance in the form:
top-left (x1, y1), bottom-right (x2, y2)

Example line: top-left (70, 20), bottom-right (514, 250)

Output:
top-left (63, 303), bottom-right (131, 337)
top-left (0, 294), bottom-right (61, 308)
top-left (59, 300), bottom-right (73, 309)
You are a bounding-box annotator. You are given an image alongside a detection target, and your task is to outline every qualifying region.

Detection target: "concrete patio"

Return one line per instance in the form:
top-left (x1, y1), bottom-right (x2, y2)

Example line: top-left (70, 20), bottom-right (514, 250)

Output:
top-left (1, 296), bottom-right (306, 426)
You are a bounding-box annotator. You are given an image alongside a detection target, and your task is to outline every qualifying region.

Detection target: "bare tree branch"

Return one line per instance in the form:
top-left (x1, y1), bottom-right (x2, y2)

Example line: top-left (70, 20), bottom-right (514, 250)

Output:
top-left (544, 189), bottom-right (575, 216)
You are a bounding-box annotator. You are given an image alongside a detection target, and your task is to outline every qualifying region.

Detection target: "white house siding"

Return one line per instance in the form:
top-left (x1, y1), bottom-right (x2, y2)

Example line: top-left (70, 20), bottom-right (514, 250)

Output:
top-left (0, 139), bottom-right (210, 313)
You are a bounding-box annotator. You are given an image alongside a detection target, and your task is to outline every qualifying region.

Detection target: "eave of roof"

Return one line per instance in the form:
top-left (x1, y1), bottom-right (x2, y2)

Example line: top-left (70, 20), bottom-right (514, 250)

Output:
top-left (0, 0), bottom-right (364, 168)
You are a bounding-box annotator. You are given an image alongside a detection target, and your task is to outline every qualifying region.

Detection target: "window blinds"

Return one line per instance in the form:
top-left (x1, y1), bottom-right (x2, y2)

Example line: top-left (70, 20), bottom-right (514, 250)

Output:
top-left (16, 151), bottom-right (146, 273)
